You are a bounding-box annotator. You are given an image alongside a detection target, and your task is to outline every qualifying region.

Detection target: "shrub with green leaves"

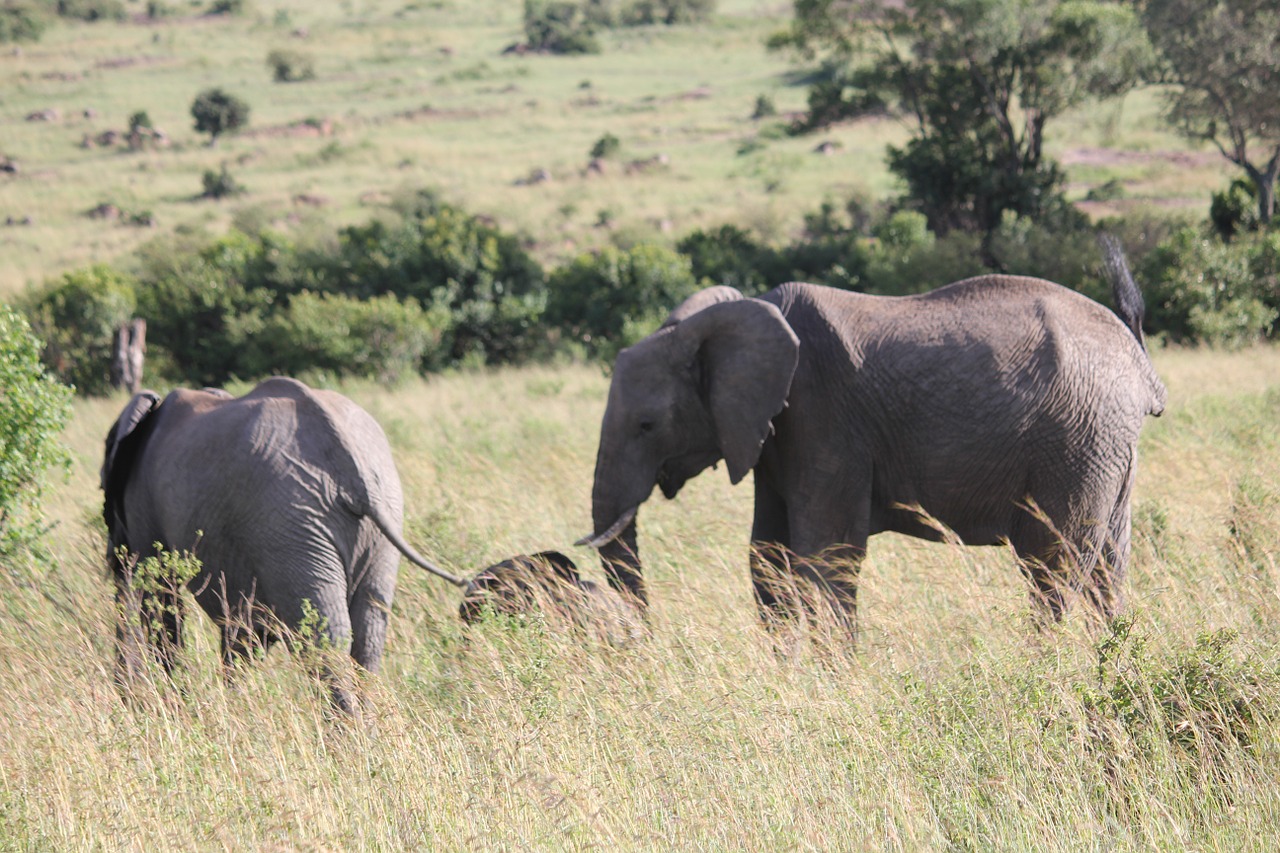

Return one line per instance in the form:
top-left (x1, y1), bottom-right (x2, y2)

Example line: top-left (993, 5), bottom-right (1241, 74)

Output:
top-left (0, 305), bottom-right (72, 554)
top-left (200, 164), bottom-right (246, 199)
top-left (266, 48), bottom-right (315, 83)
top-left (523, 0), bottom-right (601, 54)
top-left (245, 292), bottom-right (448, 384)
top-left (54, 0), bottom-right (125, 22)
top-left (1141, 227), bottom-right (1278, 347)
top-left (190, 88), bottom-right (250, 143)
top-left (545, 243), bottom-right (698, 356)
top-left (21, 265), bottom-right (138, 396)
top-left (0, 2), bottom-right (47, 43)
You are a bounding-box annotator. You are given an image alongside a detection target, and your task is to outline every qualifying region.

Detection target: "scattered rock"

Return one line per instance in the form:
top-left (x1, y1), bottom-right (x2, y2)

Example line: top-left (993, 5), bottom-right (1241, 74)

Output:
top-left (292, 193), bottom-right (328, 207)
top-left (5, 215), bottom-right (33, 226)
top-left (813, 140), bottom-right (840, 155)
top-left (584, 157), bottom-right (607, 177)
top-left (26, 108), bottom-right (59, 122)
top-left (625, 153), bottom-right (670, 175)
top-left (96, 129), bottom-right (121, 147)
top-left (83, 108), bottom-right (98, 120)
top-left (515, 167), bottom-right (552, 186)
top-left (87, 202), bottom-right (122, 220)
top-left (0, 157), bottom-right (18, 174)
top-left (291, 27), bottom-right (309, 39)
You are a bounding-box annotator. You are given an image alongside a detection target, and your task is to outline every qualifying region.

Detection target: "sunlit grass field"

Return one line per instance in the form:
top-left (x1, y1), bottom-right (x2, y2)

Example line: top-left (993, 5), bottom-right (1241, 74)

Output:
top-left (2, 344), bottom-right (1278, 848)
top-left (1, 0), bottom-right (1234, 294)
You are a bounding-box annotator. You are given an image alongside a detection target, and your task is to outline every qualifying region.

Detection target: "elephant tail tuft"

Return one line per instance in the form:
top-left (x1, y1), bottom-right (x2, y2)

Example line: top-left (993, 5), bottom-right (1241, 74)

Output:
top-left (1098, 233), bottom-right (1147, 348)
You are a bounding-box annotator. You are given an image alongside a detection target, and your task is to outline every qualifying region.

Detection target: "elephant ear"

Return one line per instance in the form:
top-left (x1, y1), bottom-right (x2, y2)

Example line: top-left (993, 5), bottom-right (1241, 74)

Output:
top-left (676, 298), bottom-right (799, 484)
top-left (101, 391), bottom-right (162, 537)
top-left (661, 286), bottom-right (743, 329)
top-left (533, 551), bottom-right (580, 583)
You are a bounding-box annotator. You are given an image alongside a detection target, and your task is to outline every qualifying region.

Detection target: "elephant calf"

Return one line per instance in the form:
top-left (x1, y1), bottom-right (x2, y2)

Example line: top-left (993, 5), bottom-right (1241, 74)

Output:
top-left (460, 551), bottom-right (644, 645)
top-left (102, 376), bottom-right (463, 715)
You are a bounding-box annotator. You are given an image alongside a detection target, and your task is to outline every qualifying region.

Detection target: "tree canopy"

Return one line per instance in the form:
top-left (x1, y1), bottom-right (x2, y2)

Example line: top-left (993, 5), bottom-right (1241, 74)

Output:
top-left (776, 0), bottom-right (1152, 239)
top-left (1136, 0), bottom-right (1280, 225)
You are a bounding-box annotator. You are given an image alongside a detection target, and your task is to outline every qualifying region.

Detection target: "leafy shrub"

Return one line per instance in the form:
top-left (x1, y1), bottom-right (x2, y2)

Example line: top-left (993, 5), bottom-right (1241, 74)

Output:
top-left (190, 88), bottom-right (250, 143)
top-left (676, 224), bottom-right (779, 294)
top-left (523, 0), bottom-right (601, 54)
top-left (54, 0), bottom-right (125, 21)
top-left (1141, 227), bottom-right (1278, 346)
top-left (545, 243), bottom-right (698, 356)
top-left (326, 205), bottom-right (548, 365)
top-left (750, 94), bottom-right (776, 120)
top-left (128, 111), bottom-right (153, 133)
top-left (207, 0), bottom-right (248, 14)
top-left (266, 48), bottom-right (315, 83)
top-left (0, 2), bottom-right (47, 43)
top-left (245, 292), bottom-right (448, 383)
top-left (1209, 178), bottom-right (1263, 241)
top-left (985, 210), bottom-right (1108, 302)
top-left (622, 0), bottom-right (715, 25)
top-left (21, 265), bottom-right (137, 395)
top-left (589, 132), bottom-right (621, 159)
top-left (0, 305), bottom-right (72, 554)
top-left (201, 165), bottom-right (246, 199)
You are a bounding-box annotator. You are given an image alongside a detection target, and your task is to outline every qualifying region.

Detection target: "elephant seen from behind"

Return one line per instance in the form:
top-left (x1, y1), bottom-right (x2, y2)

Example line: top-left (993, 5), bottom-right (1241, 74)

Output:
top-left (102, 376), bottom-right (463, 715)
top-left (579, 246), bottom-right (1167, 635)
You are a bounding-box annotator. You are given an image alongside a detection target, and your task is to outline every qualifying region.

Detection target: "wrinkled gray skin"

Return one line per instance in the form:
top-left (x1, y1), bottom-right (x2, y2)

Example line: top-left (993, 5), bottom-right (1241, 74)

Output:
top-left (460, 551), bottom-right (644, 645)
top-left (584, 274), bottom-right (1167, 633)
top-left (102, 377), bottom-right (461, 714)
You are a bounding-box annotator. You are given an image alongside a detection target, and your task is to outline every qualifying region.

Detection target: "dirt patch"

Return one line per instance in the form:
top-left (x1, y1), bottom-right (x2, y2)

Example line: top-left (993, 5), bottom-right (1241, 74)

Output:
top-left (1060, 147), bottom-right (1220, 169)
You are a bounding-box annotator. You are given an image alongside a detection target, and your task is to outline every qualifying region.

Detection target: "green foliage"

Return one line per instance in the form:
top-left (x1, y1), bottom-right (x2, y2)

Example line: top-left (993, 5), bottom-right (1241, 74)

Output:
top-left (0, 305), bottom-right (71, 554)
top-left (1141, 227), bottom-right (1279, 347)
top-left (622, 0), bottom-right (715, 25)
top-left (589, 132), bottom-right (621, 159)
top-left (266, 48), bottom-right (316, 83)
top-left (0, 2), bottom-right (47, 43)
top-left (54, 0), bottom-right (125, 21)
top-left (21, 265), bottom-right (137, 396)
top-left (546, 243), bottom-right (699, 356)
top-left (246, 292), bottom-right (448, 383)
top-left (1210, 178), bottom-right (1265, 241)
top-left (780, 0), bottom-right (1152, 238)
top-left (200, 164), bottom-right (246, 199)
top-left (1080, 618), bottom-right (1274, 793)
top-left (523, 0), bottom-right (601, 54)
top-left (1139, 0), bottom-right (1280, 224)
top-left (127, 111), bottom-right (153, 133)
top-left (190, 88), bottom-right (250, 142)
top-left (677, 224), bottom-right (778, 294)
top-left (207, 0), bottom-right (248, 14)
top-left (327, 204), bottom-right (549, 365)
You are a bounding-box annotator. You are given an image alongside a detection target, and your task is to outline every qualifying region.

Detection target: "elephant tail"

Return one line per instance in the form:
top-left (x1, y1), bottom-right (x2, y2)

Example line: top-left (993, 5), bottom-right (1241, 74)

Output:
top-left (364, 503), bottom-right (467, 588)
top-left (1098, 233), bottom-right (1148, 348)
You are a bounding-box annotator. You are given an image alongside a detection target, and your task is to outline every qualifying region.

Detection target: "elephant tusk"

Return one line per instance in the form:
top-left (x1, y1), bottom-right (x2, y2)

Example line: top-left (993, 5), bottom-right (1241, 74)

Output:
top-left (575, 505), bottom-right (638, 549)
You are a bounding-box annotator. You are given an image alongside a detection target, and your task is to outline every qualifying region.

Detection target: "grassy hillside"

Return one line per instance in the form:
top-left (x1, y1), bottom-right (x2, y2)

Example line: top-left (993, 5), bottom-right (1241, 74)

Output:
top-left (1, 0), bottom-right (1233, 294)
top-left (2, 346), bottom-right (1278, 848)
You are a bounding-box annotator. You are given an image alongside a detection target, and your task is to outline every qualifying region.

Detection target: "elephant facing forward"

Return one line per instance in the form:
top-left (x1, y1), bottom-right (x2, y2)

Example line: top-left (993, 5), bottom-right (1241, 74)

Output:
top-left (102, 377), bottom-right (462, 714)
top-left (580, 251), bottom-right (1167, 633)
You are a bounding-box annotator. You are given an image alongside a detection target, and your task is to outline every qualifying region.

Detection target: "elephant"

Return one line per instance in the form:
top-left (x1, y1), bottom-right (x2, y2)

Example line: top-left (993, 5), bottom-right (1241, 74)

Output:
top-left (578, 250), bottom-right (1167, 635)
top-left (459, 551), bottom-right (644, 645)
top-left (102, 376), bottom-right (465, 714)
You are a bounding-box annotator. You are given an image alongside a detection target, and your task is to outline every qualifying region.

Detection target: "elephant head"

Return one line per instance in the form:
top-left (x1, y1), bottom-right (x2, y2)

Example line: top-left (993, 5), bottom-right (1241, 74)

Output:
top-left (579, 288), bottom-right (800, 603)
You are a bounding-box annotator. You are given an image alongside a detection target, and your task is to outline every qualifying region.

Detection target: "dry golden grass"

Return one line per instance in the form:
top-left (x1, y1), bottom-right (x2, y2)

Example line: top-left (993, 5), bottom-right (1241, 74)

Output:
top-left (3, 346), bottom-right (1279, 849)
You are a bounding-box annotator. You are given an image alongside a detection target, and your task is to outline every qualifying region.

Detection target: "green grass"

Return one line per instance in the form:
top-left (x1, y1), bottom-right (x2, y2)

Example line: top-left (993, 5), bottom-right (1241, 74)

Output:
top-left (3, 346), bottom-right (1280, 848)
top-left (0, 0), bottom-right (1236, 295)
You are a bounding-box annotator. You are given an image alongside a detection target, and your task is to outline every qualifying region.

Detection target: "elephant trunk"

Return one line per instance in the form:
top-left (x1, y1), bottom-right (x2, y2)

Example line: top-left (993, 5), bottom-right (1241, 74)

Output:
top-left (584, 493), bottom-right (646, 606)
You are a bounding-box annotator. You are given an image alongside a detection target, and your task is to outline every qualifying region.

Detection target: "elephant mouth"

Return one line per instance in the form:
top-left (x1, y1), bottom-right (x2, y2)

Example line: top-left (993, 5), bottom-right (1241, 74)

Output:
top-left (575, 504), bottom-right (638, 549)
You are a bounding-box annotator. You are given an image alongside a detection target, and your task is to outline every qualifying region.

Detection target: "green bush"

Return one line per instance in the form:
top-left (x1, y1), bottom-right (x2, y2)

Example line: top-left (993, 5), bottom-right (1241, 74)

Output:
top-left (54, 0), bottom-right (125, 21)
top-left (1209, 178), bottom-right (1263, 241)
top-left (201, 164), bottom-right (246, 199)
top-left (21, 265), bottom-right (137, 396)
top-left (589, 132), bottom-right (621, 159)
top-left (546, 243), bottom-right (698, 356)
top-left (266, 48), bottom-right (316, 83)
top-left (677, 224), bottom-right (779, 294)
top-left (0, 305), bottom-right (72, 555)
top-left (245, 292), bottom-right (448, 384)
top-left (0, 2), bottom-right (47, 43)
top-left (1141, 227), bottom-right (1278, 347)
top-left (523, 0), bottom-right (601, 54)
top-left (622, 0), bottom-right (715, 25)
top-left (327, 205), bottom-right (548, 365)
top-left (191, 88), bottom-right (250, 143)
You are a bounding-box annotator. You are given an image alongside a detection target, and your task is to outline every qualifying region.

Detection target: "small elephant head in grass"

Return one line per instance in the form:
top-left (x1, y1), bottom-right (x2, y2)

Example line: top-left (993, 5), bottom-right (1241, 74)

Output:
top-left (460, 551), bottom-right (645, 645)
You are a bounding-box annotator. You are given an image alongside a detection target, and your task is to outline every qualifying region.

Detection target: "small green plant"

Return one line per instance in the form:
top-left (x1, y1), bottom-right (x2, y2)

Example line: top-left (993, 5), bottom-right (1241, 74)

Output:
top-left (589, 132), bottom-right (621, 159)
top-left (751, 93), bottom-right (776, 119)
top-left (200, 164), bottom-right (246, 199)
top-left (522, 0), bottom-right (600, 54)
top-left (54, 0), bottom-right (126, 22)
top-left (207, 0), bottom-right (248, 15)
top-left (0, 2), bottom-right (48, 43)
top-left (127, 111), bottom-right (153, 133)
top-left (190, 87), bottom-right (250, 144)
top-left (266, 48), bottom-right (315, 83)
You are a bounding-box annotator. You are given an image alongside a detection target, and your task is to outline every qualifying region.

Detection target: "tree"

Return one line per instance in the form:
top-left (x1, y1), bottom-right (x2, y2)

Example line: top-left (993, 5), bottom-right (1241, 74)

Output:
top-left (775, 0), bottom-right (1152, 239)
top-left (1136, 0), bottom-right (1280, 226)
top-left (190, 88), bottom-right (250, 144)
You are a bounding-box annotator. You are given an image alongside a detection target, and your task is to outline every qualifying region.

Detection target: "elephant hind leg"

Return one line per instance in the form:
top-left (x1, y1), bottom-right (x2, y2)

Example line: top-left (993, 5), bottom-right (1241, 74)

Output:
top-left (1085, 467), bottom-right (1137, 620)
top-left (1011, 495), bottom-right (1120, 623)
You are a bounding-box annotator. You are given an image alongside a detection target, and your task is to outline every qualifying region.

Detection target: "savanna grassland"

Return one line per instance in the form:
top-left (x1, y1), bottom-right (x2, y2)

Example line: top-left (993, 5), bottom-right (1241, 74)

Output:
top-left (1, 345), bottom-right (1279, 849)
top-left (0, 0), bottom-right (1234, 295)
top-left (5, 1), bottom-right (1280, 850)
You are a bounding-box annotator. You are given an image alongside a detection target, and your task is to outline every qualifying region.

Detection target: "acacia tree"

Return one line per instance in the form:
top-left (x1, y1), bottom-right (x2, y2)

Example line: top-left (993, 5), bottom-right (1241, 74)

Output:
top-left (190, 88), bottom-right (250, 145)
top-left (1136, 0), bottom-right (1280, 225)
top-left (775, 0), bottom-right (1152, 237)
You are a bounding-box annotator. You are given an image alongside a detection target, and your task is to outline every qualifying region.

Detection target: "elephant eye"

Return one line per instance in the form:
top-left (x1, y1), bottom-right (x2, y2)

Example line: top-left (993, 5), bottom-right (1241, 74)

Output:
top-left (638, 419), bottom-right (655, 435)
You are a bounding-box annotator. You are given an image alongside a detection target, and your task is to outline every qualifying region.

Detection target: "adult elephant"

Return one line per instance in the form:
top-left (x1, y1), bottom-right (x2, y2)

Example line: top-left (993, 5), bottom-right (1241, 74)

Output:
top-left (102, 377), bottom-right (464, 714)
top-left (578, 254), bottom-right (1167, 632)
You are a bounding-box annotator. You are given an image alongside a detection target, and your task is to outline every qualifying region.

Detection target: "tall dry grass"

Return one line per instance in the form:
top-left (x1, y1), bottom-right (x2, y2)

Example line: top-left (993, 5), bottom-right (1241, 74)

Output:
top-left (3, 347), bottom-right (1279, 849)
